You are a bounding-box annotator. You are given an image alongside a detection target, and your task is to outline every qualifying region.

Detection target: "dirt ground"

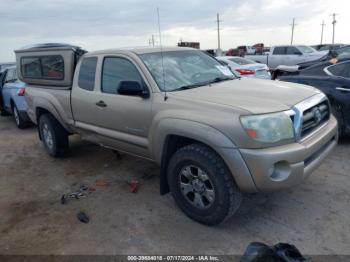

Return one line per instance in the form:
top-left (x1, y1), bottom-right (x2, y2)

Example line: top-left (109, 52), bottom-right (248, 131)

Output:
top-left (0, 115), bottom-right (349, 255)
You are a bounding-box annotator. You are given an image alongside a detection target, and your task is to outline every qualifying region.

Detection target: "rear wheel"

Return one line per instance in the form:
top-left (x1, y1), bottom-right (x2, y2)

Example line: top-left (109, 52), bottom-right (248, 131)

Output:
top-left (12, 104), bottom-right (26, 129)
top-left (39, 114), bottom-right (69, 157)
top-left (167, 143), bottom-right (242, 226)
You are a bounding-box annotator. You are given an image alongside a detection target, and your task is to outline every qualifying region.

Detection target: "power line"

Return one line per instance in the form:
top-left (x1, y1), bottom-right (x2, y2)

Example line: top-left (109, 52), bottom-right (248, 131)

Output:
top-left (320, 20), bottom-right (326, 45)
top-left (290, 18), bottom-right (297, 45)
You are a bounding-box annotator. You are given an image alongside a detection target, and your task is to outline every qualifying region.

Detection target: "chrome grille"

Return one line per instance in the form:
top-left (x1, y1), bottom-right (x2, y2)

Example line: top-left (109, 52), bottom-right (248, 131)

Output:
top-left (291, 93), bottom-right (330, 141)
top-left (301, 101), bottom-right (330, 138)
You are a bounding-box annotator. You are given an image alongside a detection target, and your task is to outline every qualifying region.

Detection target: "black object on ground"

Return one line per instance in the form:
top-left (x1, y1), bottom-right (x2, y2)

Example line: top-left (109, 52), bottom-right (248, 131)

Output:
top-left (77, 211), bottom-right (90, 223)
top-left (241, 242), bottom-right (309, 262)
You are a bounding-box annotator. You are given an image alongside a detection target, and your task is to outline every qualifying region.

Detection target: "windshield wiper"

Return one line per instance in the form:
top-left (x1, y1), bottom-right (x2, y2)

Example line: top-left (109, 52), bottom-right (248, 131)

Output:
top-left (172, 77), bottom-right (234, 92)
top-left (207, 77), bottom-right (234, 84)
top-left (173, 81), bottom-right (210, 92)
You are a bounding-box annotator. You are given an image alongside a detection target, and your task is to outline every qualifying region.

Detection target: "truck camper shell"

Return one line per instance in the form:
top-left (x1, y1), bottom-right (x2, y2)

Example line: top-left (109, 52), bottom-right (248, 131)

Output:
top-left (15, 43), bottom-right (86, 88)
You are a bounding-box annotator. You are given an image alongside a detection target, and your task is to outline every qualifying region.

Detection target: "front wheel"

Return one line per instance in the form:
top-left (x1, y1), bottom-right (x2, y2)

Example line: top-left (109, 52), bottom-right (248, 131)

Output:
top-left (167, 143), bottom-right (242, 225)
top-left (39, 114), bottom-right (69, 157)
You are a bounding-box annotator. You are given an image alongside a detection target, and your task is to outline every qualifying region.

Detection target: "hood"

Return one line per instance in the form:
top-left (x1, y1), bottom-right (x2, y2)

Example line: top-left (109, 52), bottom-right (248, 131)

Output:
top-left (169, 78), bottom-right (320, 114)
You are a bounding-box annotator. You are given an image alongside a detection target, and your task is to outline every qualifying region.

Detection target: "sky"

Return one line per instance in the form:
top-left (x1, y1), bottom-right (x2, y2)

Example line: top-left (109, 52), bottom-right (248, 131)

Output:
top-left (1, 0), bottom-right (349, 62)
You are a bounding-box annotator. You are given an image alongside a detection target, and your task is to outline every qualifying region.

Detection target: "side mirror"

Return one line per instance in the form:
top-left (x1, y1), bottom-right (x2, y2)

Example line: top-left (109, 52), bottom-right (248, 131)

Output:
top-left (294, 52), bottom-right (302, 55)
top-left (118, 80), bottom-right (149, 98)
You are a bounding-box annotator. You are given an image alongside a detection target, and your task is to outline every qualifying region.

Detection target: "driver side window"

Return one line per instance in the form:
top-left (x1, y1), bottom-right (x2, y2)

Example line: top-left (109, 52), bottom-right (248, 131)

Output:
top-left (101, 57), bottom-right (143, 94)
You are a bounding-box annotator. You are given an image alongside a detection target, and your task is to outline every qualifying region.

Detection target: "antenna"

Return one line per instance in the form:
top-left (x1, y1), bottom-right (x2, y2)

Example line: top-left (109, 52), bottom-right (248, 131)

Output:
top-left (157, 7), bottom-right (168, 101)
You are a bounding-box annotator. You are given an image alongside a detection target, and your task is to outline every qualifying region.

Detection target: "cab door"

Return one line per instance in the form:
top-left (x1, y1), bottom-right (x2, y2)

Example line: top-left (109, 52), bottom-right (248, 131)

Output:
top-left (285, 46), bottom-right (304, 65)
top-left (270, 46), bottom-right (287, 68)
top-left (72, 55), bottom-right (153, 158)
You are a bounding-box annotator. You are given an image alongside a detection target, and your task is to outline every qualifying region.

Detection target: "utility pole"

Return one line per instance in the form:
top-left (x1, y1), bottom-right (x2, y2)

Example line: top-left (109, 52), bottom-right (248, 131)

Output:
top-left (216, 13), bottom-right (221, 51)
top-left (152, 34), bottom-right (155, 47)
top-left (331, 13), bottom-right (337, 44)
top-left (290, 18), bottom-right (297, 45)
top-left (320, 20), bottom-right (325, 45)
top-left (148, 35), bottom-right (155, 47)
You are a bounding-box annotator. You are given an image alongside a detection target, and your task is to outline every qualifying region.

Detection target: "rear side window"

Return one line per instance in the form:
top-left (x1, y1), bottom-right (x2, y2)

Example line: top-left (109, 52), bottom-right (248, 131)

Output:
top-left (327, 62), bottom-right (350, 78)
top-left (101, 57), bottom-right (142, 94)
top-left (78, 57), bottom-right (98, 91)
top-left (22, 58), bottom-right (41, 78)
top-left (21, 56), bottom-right (64, 79)
top-left (273, 47), bottom-right (286, 55)
top-left (42, 56), bottom-right (64, 79)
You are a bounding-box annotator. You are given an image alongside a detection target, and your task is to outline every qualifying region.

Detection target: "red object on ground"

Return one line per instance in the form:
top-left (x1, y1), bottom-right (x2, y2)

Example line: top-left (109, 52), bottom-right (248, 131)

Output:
top-left (129, 180), bottom-right (139, 193)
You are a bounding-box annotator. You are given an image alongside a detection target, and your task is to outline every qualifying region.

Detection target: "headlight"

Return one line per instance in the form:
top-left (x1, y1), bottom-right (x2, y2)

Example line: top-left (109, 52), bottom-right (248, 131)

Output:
top-left (240, 112), bottom-right (294, 143)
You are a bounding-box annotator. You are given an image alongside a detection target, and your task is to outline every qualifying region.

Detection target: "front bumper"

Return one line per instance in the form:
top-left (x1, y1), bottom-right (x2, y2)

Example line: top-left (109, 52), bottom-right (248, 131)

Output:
top-left (238, 115), bottom-right (338, 192)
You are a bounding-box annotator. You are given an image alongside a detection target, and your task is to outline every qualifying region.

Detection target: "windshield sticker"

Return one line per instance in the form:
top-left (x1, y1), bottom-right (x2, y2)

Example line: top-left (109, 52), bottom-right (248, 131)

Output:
top-left (216, 65), bottom-right (234, 76)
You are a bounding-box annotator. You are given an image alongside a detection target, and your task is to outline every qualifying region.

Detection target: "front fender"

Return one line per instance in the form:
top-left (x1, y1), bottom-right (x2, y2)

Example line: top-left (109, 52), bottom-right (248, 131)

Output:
top-left (152, 118), bottom-right (237, 165)
top-left (152, 118), bottom-right (257, 193)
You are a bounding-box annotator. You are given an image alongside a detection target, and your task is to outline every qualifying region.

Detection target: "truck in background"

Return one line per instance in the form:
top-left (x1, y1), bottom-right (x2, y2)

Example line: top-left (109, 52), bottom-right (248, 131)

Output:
top-left (245, 45), bottom-right (328, 69)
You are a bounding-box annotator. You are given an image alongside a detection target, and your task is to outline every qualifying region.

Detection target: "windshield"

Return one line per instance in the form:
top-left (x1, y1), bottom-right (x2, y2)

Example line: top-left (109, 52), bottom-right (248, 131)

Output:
top-left (337, 46), bottom-right (350, 56)
top-left (139, 50), bottom-right (236, 91)
top-left (297, 45), bottom-right (316, 54)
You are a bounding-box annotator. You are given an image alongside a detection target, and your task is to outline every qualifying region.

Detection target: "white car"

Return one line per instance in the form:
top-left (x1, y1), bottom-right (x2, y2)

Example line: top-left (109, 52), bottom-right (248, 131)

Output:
top-left (217, 56), bottom-right (271, 79)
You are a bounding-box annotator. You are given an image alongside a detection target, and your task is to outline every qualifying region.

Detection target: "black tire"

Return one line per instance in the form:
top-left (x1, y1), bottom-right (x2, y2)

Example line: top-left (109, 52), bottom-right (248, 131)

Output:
top-left (331, 106), bottom-right (344, 137)
top-left (0, 109), bottom-right (10, 116)
top-left (12, 104), bottom-right (26, 129)
top-left (39, 113), bottom-right (69, 157)
top-left (167, 143), bottom-right (242, 225)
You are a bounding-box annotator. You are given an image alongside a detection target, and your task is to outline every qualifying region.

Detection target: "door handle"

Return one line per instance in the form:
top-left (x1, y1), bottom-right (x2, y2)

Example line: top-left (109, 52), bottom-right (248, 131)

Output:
top-left (336, 87), bottom-right (350, 93)
top-left (95, 101), bottom-right (107, 107)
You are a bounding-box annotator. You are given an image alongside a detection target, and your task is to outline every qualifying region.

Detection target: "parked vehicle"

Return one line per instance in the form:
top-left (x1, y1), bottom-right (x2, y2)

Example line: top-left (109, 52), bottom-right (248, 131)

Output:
top-left (237, 46), bottom-right (256, 56)
top-left (0, 66), bottom-right (31, 128)
top-left (312, 44), bottom-right (345, 51)
top-left (216, 56), bottom-right (270, 79)
top-left (278, 55), bottom-right (350, 137)
top-left (296, 45), bottom-right (350, 70)
top-left (252, 43), bottom-right (266, 54)
top-left (245, 45), bottom-right (328, 69)
top-left (0, 62), bottom-right (15, 73)
top-left (334, 45), bottom-right (350, 56)
top-left (17, 44), bottom-right (337, 225)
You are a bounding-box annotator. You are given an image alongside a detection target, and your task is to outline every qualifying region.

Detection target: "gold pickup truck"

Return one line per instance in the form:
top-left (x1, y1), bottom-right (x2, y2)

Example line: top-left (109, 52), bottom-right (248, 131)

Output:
top-left (16, 44), bottom-right (338, 225)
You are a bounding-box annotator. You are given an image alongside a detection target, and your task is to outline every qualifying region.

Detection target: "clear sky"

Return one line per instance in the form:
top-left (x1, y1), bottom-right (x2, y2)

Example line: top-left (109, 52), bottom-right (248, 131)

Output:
top-left (0, 0), bottom-right (349, 61)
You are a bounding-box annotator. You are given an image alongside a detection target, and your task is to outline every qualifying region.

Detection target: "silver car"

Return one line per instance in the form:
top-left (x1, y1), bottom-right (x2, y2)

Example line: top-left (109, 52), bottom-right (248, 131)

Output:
top-left (216, 56), bottom-right (271, 79)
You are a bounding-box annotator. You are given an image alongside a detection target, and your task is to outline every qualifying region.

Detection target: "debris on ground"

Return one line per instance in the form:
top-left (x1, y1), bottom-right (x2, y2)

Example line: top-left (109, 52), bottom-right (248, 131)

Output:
top-left (61, 185), bottom-right (94, 205)
top-left (127, 179), bottom-right (140, 193)
top-left (77, 211), bottom-right (90, 223)
top-left (112, 150), bottom-right (123, 160)
top-left (95, 180), bottom-right (109, 187)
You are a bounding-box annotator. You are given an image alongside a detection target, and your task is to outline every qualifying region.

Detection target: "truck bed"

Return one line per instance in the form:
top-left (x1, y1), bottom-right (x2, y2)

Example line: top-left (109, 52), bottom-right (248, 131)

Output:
top-left (26, 85), bottom-right (74, 131)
